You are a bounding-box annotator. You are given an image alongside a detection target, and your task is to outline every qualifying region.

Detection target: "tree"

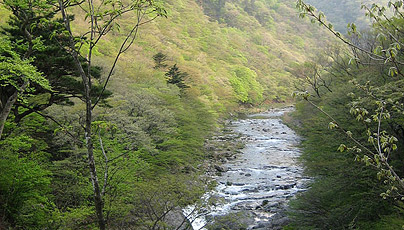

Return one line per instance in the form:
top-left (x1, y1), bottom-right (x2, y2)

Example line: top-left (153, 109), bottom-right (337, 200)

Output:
top-left (0, 118), bottom-right (55, 229)
top-left (228, 66), bottom-right (263, 104)
top-left (165, 64), bottom-right (190, 90)
top-left (1, 1), bottom-right (111, 124)
top-left (56, 0), bottom-right (166, 229)
top-left (292, 57), bottom-right (333, 98)
top-left (295, 0), bottom-right (404, 200)
top-left (153, 52), bottom-right (168, 69)
top-left (0, 37), bottom-right (50, 139)
top-left (130, 175), bottom-right (207, 230)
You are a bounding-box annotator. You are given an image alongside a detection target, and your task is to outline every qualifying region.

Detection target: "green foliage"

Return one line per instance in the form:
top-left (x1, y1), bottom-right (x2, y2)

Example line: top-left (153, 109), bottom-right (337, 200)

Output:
top-left (153, 52), bottom-right (168, 69)
top-left (288, 94), bottom-right (398, 229)
top-left (199, 0), bottom-right (227, 20)
top-left (358, 210), bottom-right (404, 230)
top-left (0, 37), bottom-right (49, 93)
top-left (0, 122), bottom-right (55, 229)
top-left (165, 64), bottom-right (190, 90)
top-left (128, 174), bottom-right (207, 229)
top-left (1, 2), bottom-right (111, 121)
top-left (133, 0), bottom-right (329, 108)
top-left (206, 212), bottom-right (249, 230)
top-left (289, 0), bottom-right (404, 226)
top-left (0, 0), bottom-right (331, 227)
top-left (229, 66), bottom-right (263, 104)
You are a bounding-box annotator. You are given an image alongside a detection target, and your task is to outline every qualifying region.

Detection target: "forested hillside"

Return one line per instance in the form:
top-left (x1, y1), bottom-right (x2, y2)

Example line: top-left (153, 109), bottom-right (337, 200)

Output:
top-left (101, 0), bottom-right (330, 108)
top-left (0, 0), bottom-right (330, 229)
top-left (286, 1), bottom-right (404, 229)
top-left (305, 0), bottom-right (389, 32)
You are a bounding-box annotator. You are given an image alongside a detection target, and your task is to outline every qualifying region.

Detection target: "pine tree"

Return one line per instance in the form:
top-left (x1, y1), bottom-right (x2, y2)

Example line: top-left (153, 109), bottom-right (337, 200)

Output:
top-left (153, 52), bottom-right (168, 69)
top-left (165, 64), bottom-right (189, 89)
top-left (2, 5), bottom-right (111, 123)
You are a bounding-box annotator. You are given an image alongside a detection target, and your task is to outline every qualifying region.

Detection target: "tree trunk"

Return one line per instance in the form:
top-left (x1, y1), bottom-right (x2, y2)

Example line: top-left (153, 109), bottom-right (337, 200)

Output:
top-left (79, 53), bottom-right (106, 230)
top-left (0, 81), bottom-right (28, 139)
top-left (75, 41), bottom-right (106, 230)
top-left (85, 89), bottom-right (106, 230)
top-left (57, 1), bottom-right (106, 229)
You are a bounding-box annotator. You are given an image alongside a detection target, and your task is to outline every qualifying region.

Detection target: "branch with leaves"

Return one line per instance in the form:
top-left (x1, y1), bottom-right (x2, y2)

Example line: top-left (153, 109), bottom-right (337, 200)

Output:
top-left (296, 0), bottom-right (404, 69)
top-left (293, 90), bottom-right (404, 199)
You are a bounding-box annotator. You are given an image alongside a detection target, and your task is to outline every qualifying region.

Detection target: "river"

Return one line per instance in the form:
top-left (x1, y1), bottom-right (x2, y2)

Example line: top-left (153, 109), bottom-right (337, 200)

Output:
top-left (187, 107), bottom-right (308, 230)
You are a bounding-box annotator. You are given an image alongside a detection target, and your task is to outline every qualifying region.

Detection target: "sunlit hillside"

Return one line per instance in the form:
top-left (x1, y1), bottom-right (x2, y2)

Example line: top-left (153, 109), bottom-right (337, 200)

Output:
top-left (69, 0), bottom-right (332, 113)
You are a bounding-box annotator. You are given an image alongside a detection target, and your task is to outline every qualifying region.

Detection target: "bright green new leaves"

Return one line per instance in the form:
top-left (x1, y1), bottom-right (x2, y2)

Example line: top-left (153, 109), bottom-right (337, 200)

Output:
top-left (229, 66), bottom-right (263, 104)
top-left (0, 134), bottom-right (54, 229)
top-left (0, 38), bottom-right (50, 93)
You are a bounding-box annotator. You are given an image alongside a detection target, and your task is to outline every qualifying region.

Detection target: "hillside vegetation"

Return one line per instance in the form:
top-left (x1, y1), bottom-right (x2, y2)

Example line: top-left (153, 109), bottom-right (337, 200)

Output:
top-left (286, 0), bottom-right (404, 228)
top-left (305, 0), bottom-right (389, 32)
top-left (93, 0), bottom-right (331, 109)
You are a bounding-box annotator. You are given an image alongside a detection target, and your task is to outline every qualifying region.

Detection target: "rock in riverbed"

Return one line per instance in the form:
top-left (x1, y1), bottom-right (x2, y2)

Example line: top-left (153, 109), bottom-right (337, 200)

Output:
top-left (214, 164), bottom-right (228, 172)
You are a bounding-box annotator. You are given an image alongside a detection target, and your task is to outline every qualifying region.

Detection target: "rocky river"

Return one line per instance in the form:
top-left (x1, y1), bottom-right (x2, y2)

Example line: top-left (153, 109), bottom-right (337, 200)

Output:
top-left (188, 107), bottom-right (309, 230)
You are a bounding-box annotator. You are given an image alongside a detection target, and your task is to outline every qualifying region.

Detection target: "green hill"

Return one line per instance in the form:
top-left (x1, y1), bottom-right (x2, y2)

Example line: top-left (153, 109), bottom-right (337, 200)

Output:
top-left (74, 0), bottom-right (331, 111)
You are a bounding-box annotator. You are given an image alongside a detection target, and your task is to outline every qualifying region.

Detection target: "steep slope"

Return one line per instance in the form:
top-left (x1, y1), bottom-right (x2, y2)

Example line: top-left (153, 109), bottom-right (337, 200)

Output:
top-left (84, 0), bottom-right (331, 112)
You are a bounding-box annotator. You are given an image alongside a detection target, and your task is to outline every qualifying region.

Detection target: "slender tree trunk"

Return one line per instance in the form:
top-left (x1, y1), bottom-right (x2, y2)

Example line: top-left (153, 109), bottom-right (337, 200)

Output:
top-left (84, 80), bottom-right (106, 230)
top-left (74, 37), bottom-right (106, 230)
top-left (0, 81), bottom-right (28, 139)
top-left (58, 1), bottom-right (105, 229)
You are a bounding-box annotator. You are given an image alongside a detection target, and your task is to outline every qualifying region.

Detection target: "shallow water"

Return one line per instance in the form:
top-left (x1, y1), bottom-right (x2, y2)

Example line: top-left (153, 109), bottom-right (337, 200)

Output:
top-left (188, 107), bottom-right (307, 230)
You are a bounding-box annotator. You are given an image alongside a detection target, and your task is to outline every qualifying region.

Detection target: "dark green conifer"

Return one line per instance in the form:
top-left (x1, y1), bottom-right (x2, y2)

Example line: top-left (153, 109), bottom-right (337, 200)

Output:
top-left (165, 64), bottom-right (189, 89)
top-left (153, 52), bottom-right (168, 69)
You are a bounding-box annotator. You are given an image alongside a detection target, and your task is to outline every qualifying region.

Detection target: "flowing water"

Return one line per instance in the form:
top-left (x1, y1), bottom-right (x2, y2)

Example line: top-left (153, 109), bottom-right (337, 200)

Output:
top-left (188, 107), bottom-right (308, 230)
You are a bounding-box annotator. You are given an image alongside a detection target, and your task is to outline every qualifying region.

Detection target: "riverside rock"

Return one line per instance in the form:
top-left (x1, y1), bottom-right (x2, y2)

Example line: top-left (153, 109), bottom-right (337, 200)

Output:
top-left (214, 164), bottom-right (228, 172)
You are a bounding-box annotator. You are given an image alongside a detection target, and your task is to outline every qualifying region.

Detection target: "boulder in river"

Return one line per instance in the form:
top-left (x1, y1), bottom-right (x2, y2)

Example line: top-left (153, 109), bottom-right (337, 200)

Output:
top-left (252, 222), bottom-right (269, 229)
top-left (214, 164), bottom-right (228, 172)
